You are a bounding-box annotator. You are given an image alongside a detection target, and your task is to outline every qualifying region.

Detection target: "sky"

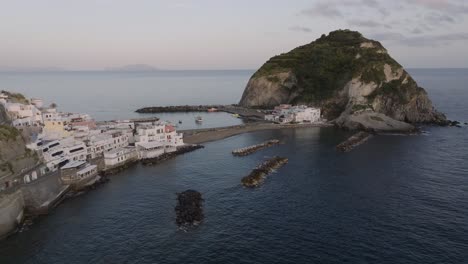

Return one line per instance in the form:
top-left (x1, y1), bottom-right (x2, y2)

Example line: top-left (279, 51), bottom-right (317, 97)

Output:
top-left (1, 0), bottom-right (468, 70)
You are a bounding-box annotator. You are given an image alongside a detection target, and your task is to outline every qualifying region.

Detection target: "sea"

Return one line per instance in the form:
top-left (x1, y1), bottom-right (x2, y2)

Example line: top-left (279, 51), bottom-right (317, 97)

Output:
top-left (0, 69), bottom-right (467, 263)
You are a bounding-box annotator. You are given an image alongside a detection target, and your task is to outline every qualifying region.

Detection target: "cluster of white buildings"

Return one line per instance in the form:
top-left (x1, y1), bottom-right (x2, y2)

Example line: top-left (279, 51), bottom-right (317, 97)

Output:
top-left (0, 91), bottom-right (185, 188)
top-left (0, 93), bottom-right (44, 127)
top-left (265, 104), bottom-right (321, 124)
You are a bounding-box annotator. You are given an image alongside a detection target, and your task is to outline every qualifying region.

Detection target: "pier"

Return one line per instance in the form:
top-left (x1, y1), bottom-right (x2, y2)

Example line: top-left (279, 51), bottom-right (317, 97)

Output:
top-left (232, 139), bottom-right (280, 156)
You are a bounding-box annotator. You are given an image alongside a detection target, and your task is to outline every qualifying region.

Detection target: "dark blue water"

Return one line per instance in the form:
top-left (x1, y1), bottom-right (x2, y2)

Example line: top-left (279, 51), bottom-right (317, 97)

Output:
top-left (0, 69), bottom-right (467, 263)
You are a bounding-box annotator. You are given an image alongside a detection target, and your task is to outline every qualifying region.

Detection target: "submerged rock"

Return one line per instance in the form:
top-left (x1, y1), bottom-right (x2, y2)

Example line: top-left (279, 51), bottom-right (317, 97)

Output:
top-left (175, 190), bottom-right (204, 227)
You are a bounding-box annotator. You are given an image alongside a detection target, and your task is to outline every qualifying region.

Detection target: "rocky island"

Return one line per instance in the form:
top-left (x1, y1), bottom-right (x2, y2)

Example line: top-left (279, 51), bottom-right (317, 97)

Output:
top-left (239, 29), bottom-right (448, 132)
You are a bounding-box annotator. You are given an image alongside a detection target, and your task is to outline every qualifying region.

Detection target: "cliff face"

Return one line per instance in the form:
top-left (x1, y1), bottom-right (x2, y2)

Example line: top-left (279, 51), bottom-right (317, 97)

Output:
top-left (0, 124), bottom-right (38, 180)
top-left (0, 104), bottom-right (11, 126)
top-left (239, 30), bottom-right (447, 131)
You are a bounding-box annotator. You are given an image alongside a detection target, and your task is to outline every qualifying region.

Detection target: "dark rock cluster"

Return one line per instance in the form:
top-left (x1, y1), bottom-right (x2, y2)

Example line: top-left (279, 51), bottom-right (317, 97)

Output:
top-left (232, 139), bottom-right (280, 156)
top-left (241, 156), bottom-right (288, 188)
top-left (175, 190), bottom-right (204, 227)
top-left (336, 131), bottom-right (372, 152)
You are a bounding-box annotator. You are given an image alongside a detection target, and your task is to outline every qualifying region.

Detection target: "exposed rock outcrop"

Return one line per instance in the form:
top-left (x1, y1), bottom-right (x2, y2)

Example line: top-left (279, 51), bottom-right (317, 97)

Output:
top-left (0, 104), bottom-right (11, 126)
top-left (241, 156), bottom-right (288, 188)
top-left (239, 30), bottom-right (447, 131)
top-left (175, 190), bottom-right (204, 227)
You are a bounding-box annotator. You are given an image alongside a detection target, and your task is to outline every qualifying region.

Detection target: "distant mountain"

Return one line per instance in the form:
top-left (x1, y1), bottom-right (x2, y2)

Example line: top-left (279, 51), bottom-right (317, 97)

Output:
top-left (0, 66), bottom-right (66, 72)
top-left (105, 64), bottom-right (159, 72)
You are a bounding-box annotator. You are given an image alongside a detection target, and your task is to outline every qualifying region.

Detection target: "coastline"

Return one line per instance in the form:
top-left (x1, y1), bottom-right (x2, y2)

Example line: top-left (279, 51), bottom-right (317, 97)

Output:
top-left (181, 122), bottom-right (333, 144)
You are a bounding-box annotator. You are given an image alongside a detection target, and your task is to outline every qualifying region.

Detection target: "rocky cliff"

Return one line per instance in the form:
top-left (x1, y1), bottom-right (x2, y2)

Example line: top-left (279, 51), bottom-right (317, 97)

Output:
top-left (0, 104), bottom-right (11, 126)
top-left (239, 30), bottom-right (447, 131)
top-left (0, 103), bottom-right (38, 180)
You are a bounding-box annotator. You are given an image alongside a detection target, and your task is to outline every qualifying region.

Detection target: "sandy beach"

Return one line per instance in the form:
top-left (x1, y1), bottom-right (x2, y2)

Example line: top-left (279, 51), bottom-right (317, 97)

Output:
top-left (182, 122), bottom-right (333, 144)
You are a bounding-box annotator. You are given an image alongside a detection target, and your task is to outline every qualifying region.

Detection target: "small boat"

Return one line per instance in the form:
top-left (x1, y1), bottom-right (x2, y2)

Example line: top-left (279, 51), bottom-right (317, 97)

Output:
top-left (195, 116), bottom-right (203, 123)
top-left (178, 120), bottom-right (182, 124)
top-left (232, 114), bottom-right (240, 118)
top-left (207, 107), bottom-right (218, 112)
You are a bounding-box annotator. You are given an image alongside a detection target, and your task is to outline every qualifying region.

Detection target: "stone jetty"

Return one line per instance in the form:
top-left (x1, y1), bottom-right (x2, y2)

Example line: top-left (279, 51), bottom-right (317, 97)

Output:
top-left (232, 139), bottom-right (280, 156)
top-left (135, 105), bottom-right (266, 121)
top-left (136, 105), bottom-right (223, 113)
top-left (336, 131), bottom-right (372, 152)
top-left (175, 190), bottom-right (204, 227)
top-left (241, 156), bottom-right (288, 188)
top-left (141, 144), bottom-right (204, 166)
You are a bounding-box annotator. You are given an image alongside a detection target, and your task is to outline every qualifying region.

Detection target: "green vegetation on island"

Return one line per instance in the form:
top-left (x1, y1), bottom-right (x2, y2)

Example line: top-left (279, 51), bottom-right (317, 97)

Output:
top-left (252, 30), bottom-right (400, 102)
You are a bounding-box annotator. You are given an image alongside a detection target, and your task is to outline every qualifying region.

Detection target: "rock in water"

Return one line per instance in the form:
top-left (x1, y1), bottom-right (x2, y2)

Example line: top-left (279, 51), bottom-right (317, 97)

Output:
top-left (175, 190), bottom-right (204, 227)
top-left (238, 30), bottom-right (447, 132)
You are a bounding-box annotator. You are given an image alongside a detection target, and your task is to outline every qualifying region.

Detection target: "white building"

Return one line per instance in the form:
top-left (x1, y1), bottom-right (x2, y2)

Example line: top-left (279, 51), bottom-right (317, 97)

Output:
top-left (134, 122), bottom-right (183, 159)
top-left (135, 123), bottom-right (183, 146)
top-left (104, 146), bottom-right (138, 168)
top-left (266, 105), bottom-right (321, 124)
top-left (60, 161), bottom-right (99, 190)
top-left (31, 98), bottom-right (44, 108)
top-left (86, 130), bottom-right (130, 159)
top-left (40, 137), bottom-right (88, 171)
top-left (136, 141), bottom-right (177, 159)
top-left (4, 102), bottom-right (43, 126)
top-left (291, 106), bottom-right (321, 123)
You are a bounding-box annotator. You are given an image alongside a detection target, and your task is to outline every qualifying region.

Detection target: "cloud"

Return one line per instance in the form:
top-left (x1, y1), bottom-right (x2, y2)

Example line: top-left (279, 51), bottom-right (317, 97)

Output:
top-left (348, 19), bottom-right (381, 28)
top-left (407, 0), bottom-right (468, 15)
top-left (299, 0), bottom-right (384, 19)
top-left (424, 12), bottom-right (456, 25)
top-left (289, 26), bottom-right (313, 33)
top-left (299, 3), bottom-right (343, 18)
top-left (361, 0), bottom-right (379, 8)
top-left (370, 31), bottom-right (468, 46)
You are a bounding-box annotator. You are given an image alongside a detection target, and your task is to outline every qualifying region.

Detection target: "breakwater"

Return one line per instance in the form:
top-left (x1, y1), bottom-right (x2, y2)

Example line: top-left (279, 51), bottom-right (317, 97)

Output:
top-left (136, 105), bottom-right (223, 113)
top-left (175, 190), bottom-right (204, 228)
top-left (336, 132), bottom-right (372, 152)
top-left (241, 156), bottom-right (288, 188)
top-left (135, 105), bottom-right (266, 121)
top-left (232, 139), bottom-right (280, 156)
top-left (141, 145), bottom-right (204, 166)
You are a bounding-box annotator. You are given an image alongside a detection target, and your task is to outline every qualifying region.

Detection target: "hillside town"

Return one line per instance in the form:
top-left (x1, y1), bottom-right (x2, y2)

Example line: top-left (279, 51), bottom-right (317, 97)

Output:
top-left (0, 91), bottom-right (188, 190)
top-left (0, 91), bottom-right (194, 237)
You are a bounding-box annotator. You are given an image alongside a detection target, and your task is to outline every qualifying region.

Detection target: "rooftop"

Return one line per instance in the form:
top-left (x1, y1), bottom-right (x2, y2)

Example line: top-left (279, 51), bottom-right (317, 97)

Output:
top-left (61, 160), bottom-right (87, 169)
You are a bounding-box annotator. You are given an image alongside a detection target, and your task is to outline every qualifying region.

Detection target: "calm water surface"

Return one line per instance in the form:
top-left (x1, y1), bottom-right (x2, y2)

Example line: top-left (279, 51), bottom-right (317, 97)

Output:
top-left (0, 70), bottom-right (253, 128)
top-left (0, 69), bottom-right (467, 263)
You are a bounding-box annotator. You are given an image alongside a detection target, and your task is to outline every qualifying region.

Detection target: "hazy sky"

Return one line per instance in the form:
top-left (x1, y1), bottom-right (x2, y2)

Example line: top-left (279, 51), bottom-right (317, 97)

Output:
top-left (1, 0), bottom-right (468, 70)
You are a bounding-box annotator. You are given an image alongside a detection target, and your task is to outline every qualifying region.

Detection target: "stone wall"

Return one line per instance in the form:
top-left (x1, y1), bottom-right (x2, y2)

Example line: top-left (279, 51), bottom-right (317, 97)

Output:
top-left (21, 171), bottom-right (68, 213)
top-left (0, 190), bottom-right (24, 238)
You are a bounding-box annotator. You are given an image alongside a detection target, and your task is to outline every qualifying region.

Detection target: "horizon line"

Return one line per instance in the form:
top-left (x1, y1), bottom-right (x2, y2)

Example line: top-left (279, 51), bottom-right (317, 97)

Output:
top-left (1, 67), bottom-right (468, 73)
